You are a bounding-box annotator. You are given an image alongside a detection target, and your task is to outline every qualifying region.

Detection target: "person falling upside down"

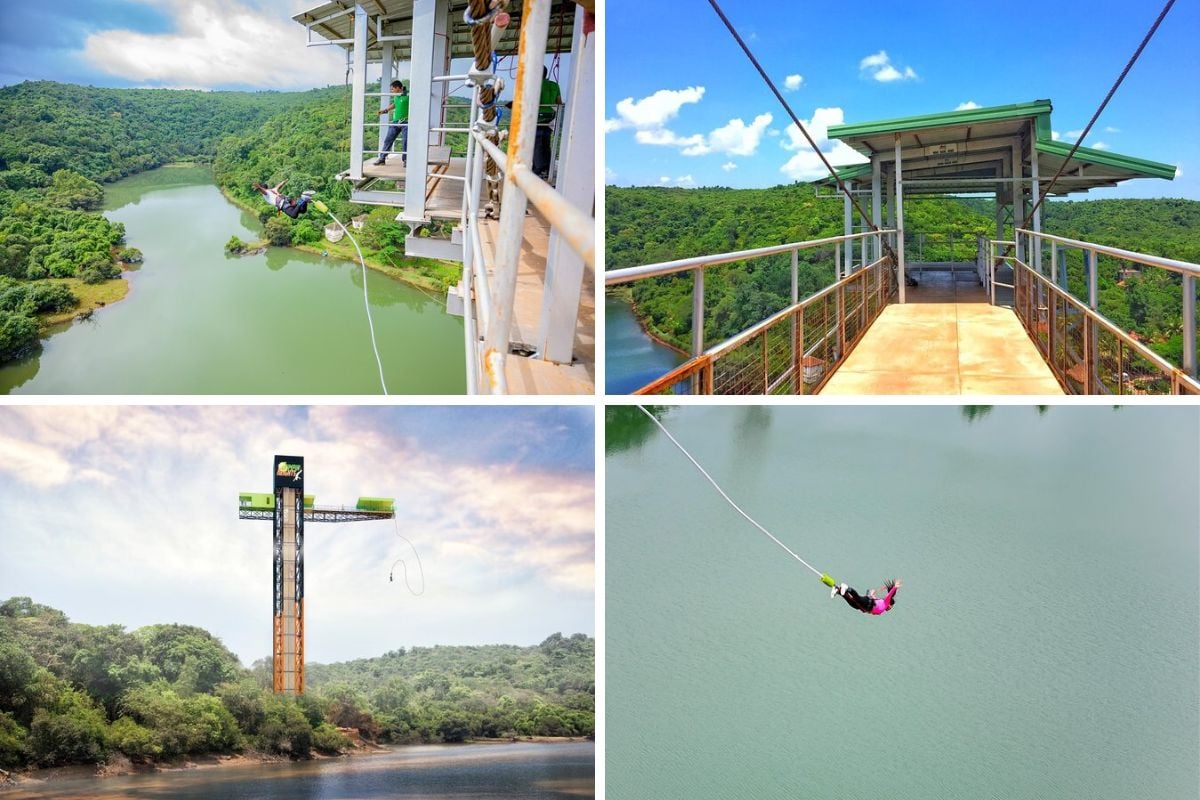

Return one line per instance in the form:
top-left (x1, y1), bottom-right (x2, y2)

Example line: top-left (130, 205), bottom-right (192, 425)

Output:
top-left (252, 180), bottom-right (315, 220)
top-left (832, 578), bottom-right (901, 615)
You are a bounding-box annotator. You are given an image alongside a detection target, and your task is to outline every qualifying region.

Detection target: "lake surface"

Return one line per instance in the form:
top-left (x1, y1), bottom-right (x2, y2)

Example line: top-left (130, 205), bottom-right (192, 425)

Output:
top-left (0, 166), bottom-right (466, 394)
top-left (604, 294), bottom-right (683, 394)
top-left (606, 406), bottom-right (1199, 800)
top-left (4, 742), bottom-right (593, 799)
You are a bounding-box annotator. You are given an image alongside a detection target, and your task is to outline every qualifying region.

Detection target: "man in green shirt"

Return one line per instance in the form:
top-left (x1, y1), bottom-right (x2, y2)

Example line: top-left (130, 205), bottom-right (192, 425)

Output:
top-left (534, 66), bottom-right (562, 180)
top-left (374, 80), bottom-right (409, 167)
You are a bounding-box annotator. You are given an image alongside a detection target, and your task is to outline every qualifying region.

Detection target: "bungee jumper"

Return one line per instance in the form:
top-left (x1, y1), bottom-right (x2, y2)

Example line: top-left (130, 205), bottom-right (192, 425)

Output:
top-left (252, 180), bottom-right (316, 219)
top-left (638, 405), bottom-right (904, 619)
top-left (824, 575), bottom-right (901, 616)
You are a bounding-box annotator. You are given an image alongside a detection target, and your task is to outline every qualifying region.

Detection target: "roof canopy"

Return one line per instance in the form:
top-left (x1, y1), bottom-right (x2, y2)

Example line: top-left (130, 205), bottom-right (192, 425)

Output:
top-left (294, 1), bottom-right (578, 62)
top-left (823, 100), bottom-right (1175, 198)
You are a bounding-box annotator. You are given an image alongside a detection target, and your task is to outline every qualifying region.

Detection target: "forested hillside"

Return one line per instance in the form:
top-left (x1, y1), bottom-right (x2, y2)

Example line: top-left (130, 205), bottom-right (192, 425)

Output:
top-left (0, 81), bottom-right (338, 365)
top-left (606, 185), bottom-right (1200, 364)
top-left (0, 598), bottom-right (594, 772)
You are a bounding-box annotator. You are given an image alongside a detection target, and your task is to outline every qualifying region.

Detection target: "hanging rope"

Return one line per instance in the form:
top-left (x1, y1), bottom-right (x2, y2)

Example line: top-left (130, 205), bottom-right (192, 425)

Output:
top-left (316, 201), bottom-right (389, 395)
top-left (388, 517), bottom-right (426, 595)
top-left (467, 0), bottom-right (508, 217)
top-left (1025, 0), bottom-right (1176, 224)
top-left (638, 406), bottom-right (826, 580)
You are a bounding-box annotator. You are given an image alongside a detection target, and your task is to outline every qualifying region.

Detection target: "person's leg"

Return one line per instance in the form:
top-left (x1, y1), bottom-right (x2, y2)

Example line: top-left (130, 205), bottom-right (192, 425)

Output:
top-left (400, 124), bottom-right (408, 165)
top-left (376, 125), bottom-right (400, 164)
top-left (533, 125), bottom-right (551, 178)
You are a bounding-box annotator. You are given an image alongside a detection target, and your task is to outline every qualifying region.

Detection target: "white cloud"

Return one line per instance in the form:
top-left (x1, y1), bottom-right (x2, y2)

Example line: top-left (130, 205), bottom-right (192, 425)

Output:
top-left (1175, 166), bottom-right (1182, 178)
top-left (659, 176), bottom-right (670, 184)
top-left (784, 74), bottom-right (804, 91)
top-left (1065, 129), bottom-right (1084, 139)
top-left (635, 128), bottom-right (705, 149)
top-left (80, 0), bottom-right (344, 90)
top-left (956, 101), bottom-right (980, 111)
top-left (674, 175), bottom-right (696, 187)
top-left (721, 162), bottom-right (738, 172)
top-left (859, 50), bottom-right (918, 82)
top-left (1052, 130), bottom-right (1061, 141)
top-left (607, 86), bottom-right (706, 131)
top-left (605, 167), bottom-right (617, 183)
top-left (1090, 141), bottom-right (1109, 150)
top-left (635, 112), bottom-right (773, 158)
top-left (1104, 125), bottom-right (1121, 133)
top-left (779, 106), bottom-right (869, 181)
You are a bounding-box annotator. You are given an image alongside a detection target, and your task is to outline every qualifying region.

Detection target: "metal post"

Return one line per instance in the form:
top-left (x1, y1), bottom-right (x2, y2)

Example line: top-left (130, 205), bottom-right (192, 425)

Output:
top-left (692, 269), bottom-right (704, 356)
top-left (537, 4), bottom-right (593, 364)
top-left (894, 133), bottom-right (906, 303)
top-left (481, 0), bottom-right (551, 391)
top-left (1086, 250), bottom-right (1098, 310)
top-left (871, 156), bottom-right (882, 262)
top-left (842, 183), bottom-right (852, 279)
top-left (1030, 129), bottom-right (1042, 272)
top-left (348, 5), bottom-right (368, 180)
top-left (1184, 274), bottom-right (1197, 378)
top-left (1012, 141), bottom-right (1024, 263)
top-left (430, 5), bottom-right (449, 147)
top-left (402, 0), bottom-right (444, 223)
top-left (379, 43), bottom-right (393, 155)
top-left (989, 240), bottom-right (996, 305)
top-left (790, 247), bottom-right (798, 374)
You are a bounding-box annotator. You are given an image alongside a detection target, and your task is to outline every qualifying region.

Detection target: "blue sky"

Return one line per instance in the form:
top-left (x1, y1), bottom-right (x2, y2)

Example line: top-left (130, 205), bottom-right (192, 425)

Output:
top-left (0, 405), bottom-right (594, 665)
top-left (605, 0), bottom-right (1200, 200)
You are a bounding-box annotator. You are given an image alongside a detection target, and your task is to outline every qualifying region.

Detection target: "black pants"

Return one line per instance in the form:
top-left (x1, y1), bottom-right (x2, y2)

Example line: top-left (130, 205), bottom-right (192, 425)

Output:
top-left (534, 125), bottom-right (553, 179)
top-left (841, 587), bottom-right (874, 614)
top-left (278, 197), bottom-right (308, 219)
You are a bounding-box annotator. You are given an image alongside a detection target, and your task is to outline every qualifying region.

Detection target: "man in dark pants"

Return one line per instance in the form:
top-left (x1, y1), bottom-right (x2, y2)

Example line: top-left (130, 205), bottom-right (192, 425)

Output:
top-left (533, 66), bottom-right (562, 180)
top-left (374, 80), bottom-right (409, 167)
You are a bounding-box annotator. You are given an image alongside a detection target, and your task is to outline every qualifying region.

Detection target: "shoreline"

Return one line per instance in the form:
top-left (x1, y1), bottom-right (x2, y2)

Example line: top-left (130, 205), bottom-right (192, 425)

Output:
top-left (217, 186), bottom-right (456, 296)
top-left (607, 286), bottom-right (691, 357)
top-left (1, 737), bottom-right (590, 788)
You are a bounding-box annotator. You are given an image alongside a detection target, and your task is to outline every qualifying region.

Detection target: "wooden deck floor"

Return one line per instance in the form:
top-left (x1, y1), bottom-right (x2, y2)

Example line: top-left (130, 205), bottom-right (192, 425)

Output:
top-left (821, 271), bottom-right (1063, 395)
top-left (352, 152), bottom-right (474, 219)
top-left (478, 210), bottom-right (594, 395)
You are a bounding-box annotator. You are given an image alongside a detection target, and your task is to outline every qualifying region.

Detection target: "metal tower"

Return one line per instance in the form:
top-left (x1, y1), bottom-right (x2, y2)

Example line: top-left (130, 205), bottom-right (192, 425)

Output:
top-left (238, 455), bottom-right (395, 695)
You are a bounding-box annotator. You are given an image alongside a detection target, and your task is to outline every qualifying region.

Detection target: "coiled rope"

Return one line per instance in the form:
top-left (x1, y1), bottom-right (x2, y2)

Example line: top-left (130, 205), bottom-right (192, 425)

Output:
top-left (389, 516), bottom-right (426, 595)
top-left (467, 0), bottom-right (507, 217)
top-left (638, 406), bottom-right (824, 579)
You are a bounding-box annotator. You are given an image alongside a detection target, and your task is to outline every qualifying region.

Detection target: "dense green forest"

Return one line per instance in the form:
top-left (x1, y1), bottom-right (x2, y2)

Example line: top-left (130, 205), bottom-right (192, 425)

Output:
top-left (0, 81), bottom-right (338, 365)
top-left (606, 184), bottom-right (1200, 365)
top-left (0, 597), bottom-right (594, 772)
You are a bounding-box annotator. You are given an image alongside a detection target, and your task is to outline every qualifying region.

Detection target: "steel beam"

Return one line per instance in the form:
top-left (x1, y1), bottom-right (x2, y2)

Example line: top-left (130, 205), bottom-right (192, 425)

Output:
top-left (349, 5), bottom-right (369, 180)
top-left (895, 134), bottom-right (906, 303)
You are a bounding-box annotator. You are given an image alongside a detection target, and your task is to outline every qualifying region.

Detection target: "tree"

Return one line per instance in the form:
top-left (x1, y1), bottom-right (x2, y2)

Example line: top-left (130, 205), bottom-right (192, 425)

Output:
top-left (0, 712), bottom-right (27, 769)
top-left (258, 695), bottom-right (312, 757)
top-left (264, 216), bottom-right (293, 246)
top-left (27, 687), bottom-right (108, 766)
top-left (43, 169), bottom-right (103, 210)
top-left (0, 309), bottom-right (38, 362)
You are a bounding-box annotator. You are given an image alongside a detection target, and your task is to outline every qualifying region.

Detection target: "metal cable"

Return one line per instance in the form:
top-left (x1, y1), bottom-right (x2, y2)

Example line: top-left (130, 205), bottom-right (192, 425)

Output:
top-left (468, 0), bottom-right (505, 216)
top-left (1026, 0), bottom-right (1176, 223)
top-left (706, 0), bottom-right (883, 245)
top-left (389, 516), bottom-right (426, 595)
top-left (638, 406), bottom-right (824, 578)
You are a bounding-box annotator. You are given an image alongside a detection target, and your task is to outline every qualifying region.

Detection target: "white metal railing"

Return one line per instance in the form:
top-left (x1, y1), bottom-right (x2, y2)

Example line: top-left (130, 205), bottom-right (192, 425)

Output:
top-left (606, 229), bottom-right (896, 362)
top-left (1014, 228), bottom-right (1198, 379)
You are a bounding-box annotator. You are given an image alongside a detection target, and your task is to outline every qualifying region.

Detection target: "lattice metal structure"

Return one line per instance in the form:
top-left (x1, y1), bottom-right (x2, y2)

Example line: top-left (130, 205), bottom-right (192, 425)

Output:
top-left (238, 456), bottom-right (395, 695)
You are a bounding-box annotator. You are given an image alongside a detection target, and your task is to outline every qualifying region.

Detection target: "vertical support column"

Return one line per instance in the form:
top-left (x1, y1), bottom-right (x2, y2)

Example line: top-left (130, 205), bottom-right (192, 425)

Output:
top-left (482, 0), bottom-right (551, 390)
top-left (537, 5), bottom-right (594, 364)
top-left (1030, 128), bottom-right (1042, 273)
top-left (279, 487), bottom-right (297, 695)
top-left (348, 4), bottom-right (368, 180)
top-left (1011, 141), bottom-right (1025, 263)
top-left (1184, 274), bottom-right (1197, 378)
top-left (271, 491), bottom-right (283, 694)
top-left (1086, 250), bottom-right (1098, 309)
top-left (894, 134), bottom-right (906, 303)
top-left (842, 182), bottom-right (852, 279)
top-left (692, 270), bottom-right (704, 356)
top-left (402, 0), bottom-right (445, 223)
top-left (871, 157), bottom-right (882, 262)
top-left (429, 4), bottom-right (450, 147)
top-left (293, 489), bottom-right (304, 695)
top-left (379, 44), bottom-right (394, 155)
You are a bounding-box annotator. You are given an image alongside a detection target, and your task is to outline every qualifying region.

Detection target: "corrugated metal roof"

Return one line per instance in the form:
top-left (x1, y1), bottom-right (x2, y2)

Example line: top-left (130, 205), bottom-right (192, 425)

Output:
top-left (293, 1), bottom-right (578, 61)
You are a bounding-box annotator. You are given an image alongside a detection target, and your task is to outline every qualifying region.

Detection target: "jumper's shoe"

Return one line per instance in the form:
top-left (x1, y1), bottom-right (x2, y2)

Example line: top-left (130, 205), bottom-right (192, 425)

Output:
top-left (300, 190), bottom-right (315, 198)
top-left (830, 585), bottom-right (839, 599)
top-left (372, 158), bottom-right (386, 166)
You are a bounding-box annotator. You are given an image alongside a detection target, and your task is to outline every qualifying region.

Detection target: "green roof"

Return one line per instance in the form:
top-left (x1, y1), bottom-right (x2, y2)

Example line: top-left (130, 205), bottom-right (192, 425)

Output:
top-left (828, 99), bottom-right (1053, 139)
top-left (1034, 139), bottom-right (1176, 180)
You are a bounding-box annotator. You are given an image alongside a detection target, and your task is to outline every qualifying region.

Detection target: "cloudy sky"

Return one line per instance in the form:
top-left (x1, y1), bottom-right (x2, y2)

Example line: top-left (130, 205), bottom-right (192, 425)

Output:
top-left (606, 0), bottom-right (1200, 199)
top-left (0, 405), bottom-right (595, 666)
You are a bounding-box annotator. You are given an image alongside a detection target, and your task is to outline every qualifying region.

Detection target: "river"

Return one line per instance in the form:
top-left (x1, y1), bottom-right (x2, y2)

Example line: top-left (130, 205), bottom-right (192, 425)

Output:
top-left (3, 742), bottom-right (594, 799)
top-left (604, 294), bottom-right (683, 394)
top-left (606, 405), bottom-right (1199, 800)
top-left (0, 166), bottom-right (466, 394)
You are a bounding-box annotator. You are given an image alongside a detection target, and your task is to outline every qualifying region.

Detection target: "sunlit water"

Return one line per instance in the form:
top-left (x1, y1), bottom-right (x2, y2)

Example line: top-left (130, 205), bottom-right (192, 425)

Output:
top-left (606, 406), bottom-right (1199, 799)
top-left (4, 742), bottom-right (593, 799)
top-left (604, 294), bottom-right (683, 394)
top-left (0, 166), bottom-right (466, 394)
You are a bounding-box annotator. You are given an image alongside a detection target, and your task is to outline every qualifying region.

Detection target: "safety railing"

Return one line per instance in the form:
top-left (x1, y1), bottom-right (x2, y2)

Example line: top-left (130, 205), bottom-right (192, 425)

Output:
top-left (1008, 257), bottom-right (1200, 395)
top-left (606, 231), bottom-right (897, 395)
top-left (1013, 228), bottom-right (1199, 382)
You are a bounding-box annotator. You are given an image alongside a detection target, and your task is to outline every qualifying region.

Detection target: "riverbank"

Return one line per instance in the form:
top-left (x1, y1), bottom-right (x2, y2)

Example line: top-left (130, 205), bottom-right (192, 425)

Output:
top-left (37, 276), bottom-right (130, 332)
top-left (0, 737), bottom-right (587, 789)
top-left (218, 187), bottom-right (459, 295)
top-left (607, 285), bottom-right (691, 357)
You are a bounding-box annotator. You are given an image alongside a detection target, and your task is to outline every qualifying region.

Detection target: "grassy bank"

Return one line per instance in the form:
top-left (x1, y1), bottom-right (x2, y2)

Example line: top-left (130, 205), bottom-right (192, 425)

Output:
top-left (38, 276), bottom-right (130, 331)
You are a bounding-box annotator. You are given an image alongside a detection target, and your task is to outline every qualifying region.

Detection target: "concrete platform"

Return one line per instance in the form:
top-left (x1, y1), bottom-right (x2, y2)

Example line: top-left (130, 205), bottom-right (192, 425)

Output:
top-left (478, 209), bottom-right (594, 395)
top-left (345, 151), bottom-right (473, 219)
top-left (820, 291), bottom-right (1063, 395)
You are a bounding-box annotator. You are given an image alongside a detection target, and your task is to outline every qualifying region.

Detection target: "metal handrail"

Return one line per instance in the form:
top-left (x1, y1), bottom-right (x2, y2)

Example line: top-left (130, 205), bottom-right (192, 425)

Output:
top-left (605, 230), bottom-right (894, 285)
top-left (1017, 228), bottom-right (1200, 277)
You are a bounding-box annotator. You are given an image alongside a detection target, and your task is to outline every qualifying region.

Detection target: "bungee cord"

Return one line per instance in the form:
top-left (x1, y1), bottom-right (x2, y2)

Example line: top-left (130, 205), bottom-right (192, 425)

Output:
top-left (388, 516), bottom-right (426, 596)
top-left (637, 406), bottom-right (825, 580)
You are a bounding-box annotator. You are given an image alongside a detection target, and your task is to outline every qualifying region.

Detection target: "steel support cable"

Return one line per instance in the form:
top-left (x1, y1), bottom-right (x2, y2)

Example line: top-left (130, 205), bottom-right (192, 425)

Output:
top-left (468, 0), bottom-right (506, 216)
top-left (637, 406), bottom-right (824, 579)
top-left (706, 0), bottom-right (890, 263)
top-left (1026, 0), bottom-right (1176, 224)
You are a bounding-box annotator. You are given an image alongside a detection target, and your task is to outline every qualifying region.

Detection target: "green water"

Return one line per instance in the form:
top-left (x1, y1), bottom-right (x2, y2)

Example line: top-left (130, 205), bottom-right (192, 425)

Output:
top-left (606, 406), bottom-right (1200, 800)
top-left (0, 166), bottom-right (466, 394)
